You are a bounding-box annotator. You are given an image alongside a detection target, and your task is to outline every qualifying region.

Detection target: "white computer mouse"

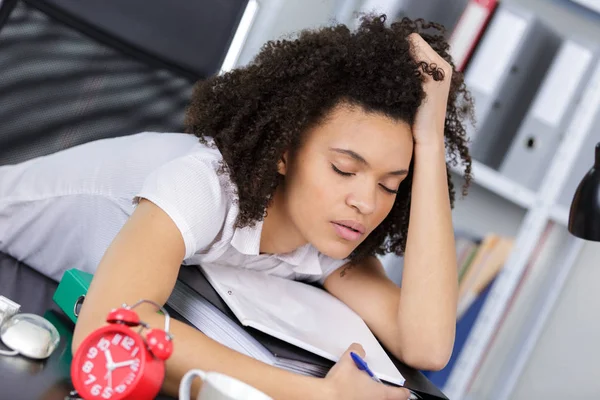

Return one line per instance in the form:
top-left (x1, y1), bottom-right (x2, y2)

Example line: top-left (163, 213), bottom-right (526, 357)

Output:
top-left (0, 313), bottom-right (60, 359)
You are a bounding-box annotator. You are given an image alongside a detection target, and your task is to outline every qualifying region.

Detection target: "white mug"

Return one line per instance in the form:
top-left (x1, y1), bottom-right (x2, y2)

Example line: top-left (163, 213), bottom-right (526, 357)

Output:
top-left (179, 369), bottom-right (273, 400)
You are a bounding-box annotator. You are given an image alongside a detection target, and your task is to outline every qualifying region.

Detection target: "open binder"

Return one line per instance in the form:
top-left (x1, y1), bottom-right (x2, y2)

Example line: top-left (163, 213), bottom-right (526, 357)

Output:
top-left (167, 265), bottom-right (449, 400)
top-left (170, 264), bottom-right (403, 384)
top-left (169, 266), bottom-right (332, 377)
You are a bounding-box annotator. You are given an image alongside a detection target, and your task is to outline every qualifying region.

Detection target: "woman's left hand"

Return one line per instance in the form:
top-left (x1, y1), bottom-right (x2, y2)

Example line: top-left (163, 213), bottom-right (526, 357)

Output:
top-left (408, 33), bottom-right (453, 147)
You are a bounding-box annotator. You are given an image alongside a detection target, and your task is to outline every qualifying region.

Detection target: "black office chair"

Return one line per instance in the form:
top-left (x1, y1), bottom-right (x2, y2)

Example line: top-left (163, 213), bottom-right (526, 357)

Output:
top-left (0, 0), bottom-right (251, 165)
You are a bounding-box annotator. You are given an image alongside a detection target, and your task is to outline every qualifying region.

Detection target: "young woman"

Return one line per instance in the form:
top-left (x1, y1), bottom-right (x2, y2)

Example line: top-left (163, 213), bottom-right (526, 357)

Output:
top-left (0, 15), bottom-right (472, 400)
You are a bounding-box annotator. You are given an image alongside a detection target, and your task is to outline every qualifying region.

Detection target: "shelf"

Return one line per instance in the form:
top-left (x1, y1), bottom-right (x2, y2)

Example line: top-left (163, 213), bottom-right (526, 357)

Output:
top-left (549, 204), bottom-right (570, 227)
top-left (450, 159), bottom-right (536, 209)
top-left (451, 159), bottom-right (571, 226)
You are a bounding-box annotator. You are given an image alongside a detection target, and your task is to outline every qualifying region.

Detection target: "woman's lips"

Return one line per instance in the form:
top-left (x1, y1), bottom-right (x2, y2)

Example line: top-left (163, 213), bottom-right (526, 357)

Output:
top-left (331, 222), bottom-right (363, 241)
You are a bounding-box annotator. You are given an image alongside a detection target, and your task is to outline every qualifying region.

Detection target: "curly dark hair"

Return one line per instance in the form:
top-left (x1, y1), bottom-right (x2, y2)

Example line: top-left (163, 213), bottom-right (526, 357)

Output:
top-left (184, 14), bottom-right (473, 261)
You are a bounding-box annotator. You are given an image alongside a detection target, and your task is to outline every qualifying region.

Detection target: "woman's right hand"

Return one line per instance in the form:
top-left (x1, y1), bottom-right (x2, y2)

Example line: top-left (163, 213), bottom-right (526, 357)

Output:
top-left (324, 343), bottom-right (412, 400)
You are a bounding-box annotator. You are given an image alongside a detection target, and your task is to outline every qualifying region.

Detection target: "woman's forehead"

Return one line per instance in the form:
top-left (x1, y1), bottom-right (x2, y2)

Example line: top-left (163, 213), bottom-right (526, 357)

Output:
top-left (308, 105), bottom-right (412, 149)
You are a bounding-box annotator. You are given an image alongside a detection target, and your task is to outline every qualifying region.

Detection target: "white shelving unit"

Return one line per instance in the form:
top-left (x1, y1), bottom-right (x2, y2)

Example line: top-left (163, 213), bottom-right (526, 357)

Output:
top-left (450, 160), bottom-right (535, 210)
top-left (454, 160), bottom-right (572, 227)
top-left (444, 50), bottom-right (600, 400)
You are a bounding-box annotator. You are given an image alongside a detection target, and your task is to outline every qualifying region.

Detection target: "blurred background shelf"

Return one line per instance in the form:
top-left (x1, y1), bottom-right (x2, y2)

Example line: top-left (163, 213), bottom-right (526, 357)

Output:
top-left (450, 159), bottom-right (535, 210)
top-left (549, 204), bottom-right (570, 226)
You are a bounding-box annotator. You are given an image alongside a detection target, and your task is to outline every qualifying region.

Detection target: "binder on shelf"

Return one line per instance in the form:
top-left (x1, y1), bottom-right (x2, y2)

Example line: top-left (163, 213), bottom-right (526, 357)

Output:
top-left (499, 40), bottom-right (598, 192)
top-left (464, 3), bottom-right (562, 169)
top-left (448, 0), bottom-right (498, 72)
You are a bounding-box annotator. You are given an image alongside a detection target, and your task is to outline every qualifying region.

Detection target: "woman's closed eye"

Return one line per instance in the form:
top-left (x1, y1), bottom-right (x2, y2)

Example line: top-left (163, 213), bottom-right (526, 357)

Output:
top-left (331, 164), bottom-right (398, 194)
top-left (380, 184), bottom-right (398, 194)
top-left (331, 163), bottom-right (354, 177)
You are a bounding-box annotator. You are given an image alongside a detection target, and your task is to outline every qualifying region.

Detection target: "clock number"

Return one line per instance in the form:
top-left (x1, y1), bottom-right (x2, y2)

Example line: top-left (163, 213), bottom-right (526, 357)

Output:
top-left (101, 387), bottom-right (114, 399)
top-left (91, 384), bottom-right (102, 396)
top-left (111, 333), bottom-right (122, 346)
top-left (130, 358), bottom-right (140, 372)
top-left (124, 372), bottom-right (136, 385)
top-left (84, 374), bottom-right (96, 385)
top-left (97, 338), bottom-right (111, 351)
top-left (82, 360), bottom-right (94, 374)
top-left (121, 336), bottom-right (135, 351)
top-left (87, 347), bottom-right (98, 359)
top-left (115, 384), bottom-right (127, 394)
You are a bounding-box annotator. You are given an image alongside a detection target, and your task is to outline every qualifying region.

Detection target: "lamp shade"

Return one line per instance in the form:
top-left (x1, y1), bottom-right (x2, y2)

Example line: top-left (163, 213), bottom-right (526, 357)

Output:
top-left (568, 142), bottom-right (600, 241)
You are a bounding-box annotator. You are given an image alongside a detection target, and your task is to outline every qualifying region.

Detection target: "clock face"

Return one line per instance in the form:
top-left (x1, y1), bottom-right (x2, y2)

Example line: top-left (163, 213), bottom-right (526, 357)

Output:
top-left (73, 329), bottom-right (144, 399)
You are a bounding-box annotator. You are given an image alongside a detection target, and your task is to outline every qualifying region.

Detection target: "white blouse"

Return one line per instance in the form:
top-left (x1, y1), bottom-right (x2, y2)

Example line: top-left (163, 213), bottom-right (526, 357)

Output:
top-left (0, 132), bottom-right (348, 283)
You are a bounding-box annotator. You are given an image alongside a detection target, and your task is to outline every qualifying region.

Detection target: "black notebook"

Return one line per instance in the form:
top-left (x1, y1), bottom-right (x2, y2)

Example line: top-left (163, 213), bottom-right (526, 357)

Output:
top-left (175, 265), bottom-right (331, 369)
top-left (167, 265), bottom-right (448, 400)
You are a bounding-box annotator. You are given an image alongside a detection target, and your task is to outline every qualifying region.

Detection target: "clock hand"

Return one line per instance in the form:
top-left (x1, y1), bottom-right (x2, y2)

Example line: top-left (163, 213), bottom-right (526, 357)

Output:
top-left (104, 350), bottom-right (115, 368)
top-left (104, 370), bottom-right (113, 390)
top-left (104, 350), bottom-right (115, 390)
top-left (112, 359), bottom-right (137, 369)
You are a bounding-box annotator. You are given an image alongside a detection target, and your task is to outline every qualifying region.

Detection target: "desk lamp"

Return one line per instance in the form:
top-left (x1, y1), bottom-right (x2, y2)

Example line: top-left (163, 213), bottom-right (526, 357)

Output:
top-left (568, 143), bottom-right (600, 241)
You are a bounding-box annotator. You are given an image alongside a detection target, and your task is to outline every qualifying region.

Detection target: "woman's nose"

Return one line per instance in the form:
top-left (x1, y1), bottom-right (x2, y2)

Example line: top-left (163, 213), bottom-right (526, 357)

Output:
top-left (346, 186), bottom-right (376, 215)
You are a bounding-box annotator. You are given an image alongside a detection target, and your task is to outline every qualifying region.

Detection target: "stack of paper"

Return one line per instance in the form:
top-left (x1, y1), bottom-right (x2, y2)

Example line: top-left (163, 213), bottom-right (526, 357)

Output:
top-left (166, 264), bottom-right (405, 386)
top-left (169, 282), bottom-right (327, 376)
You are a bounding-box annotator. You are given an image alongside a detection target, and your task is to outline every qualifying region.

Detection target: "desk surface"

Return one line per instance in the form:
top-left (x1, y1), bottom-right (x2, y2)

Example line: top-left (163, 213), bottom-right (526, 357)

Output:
top-left (0, 253), bottom-right (174, 400)
top-left (0, 252), bottom-right (448, 400)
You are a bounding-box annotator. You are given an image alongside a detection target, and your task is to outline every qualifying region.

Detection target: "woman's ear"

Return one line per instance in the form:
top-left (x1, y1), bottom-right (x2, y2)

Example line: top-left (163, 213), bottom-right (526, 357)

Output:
top-left (277, 151), bottom-right (289, 175)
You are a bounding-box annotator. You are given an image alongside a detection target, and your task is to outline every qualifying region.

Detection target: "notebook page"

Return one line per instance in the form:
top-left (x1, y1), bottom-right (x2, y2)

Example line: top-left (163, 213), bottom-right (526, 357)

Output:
top-left (201, 264), bottom-right (405, 386)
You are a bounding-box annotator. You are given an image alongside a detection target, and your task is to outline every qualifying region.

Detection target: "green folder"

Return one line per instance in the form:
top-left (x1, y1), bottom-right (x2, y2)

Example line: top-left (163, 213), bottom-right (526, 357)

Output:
top-left (52, 269), bottom-right (93, 323)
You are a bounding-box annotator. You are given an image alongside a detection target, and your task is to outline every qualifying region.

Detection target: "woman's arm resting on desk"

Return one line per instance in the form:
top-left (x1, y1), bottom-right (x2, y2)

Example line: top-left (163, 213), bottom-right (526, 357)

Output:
top-left (324, 33), bottom-right (458, 372)
top-left (73, 199), bottom-right (411, 400)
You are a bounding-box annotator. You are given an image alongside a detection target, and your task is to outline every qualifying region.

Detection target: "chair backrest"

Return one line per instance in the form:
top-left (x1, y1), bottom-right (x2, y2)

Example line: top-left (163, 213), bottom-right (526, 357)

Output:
top-left (0, 0), bottom-right (249, 165)
top-left (44, 0), bottom-right (250, 78)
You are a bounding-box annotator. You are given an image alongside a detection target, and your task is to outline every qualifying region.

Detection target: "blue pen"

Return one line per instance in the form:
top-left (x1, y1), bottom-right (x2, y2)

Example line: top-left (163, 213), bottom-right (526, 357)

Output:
top-left (350, 351), bottom-right (421, 399)
top-left (350, 351), bottom-right (382, 383)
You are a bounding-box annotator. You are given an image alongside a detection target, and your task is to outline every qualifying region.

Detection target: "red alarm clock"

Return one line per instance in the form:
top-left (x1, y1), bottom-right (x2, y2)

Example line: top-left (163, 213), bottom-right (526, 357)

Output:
top-left (71, 299), bottom-right (174, 400)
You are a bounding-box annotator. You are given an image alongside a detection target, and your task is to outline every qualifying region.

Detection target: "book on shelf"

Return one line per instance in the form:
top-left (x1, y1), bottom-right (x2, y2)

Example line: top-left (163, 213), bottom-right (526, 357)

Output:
top-left (457, 233), bottom-right (514, 319)
top-left (454, 233), bottom-right (482, 284)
